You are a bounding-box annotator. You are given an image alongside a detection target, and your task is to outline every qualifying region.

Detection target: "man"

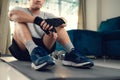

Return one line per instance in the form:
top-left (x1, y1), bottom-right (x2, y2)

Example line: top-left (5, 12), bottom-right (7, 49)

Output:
top-left (8, 0), bottom-right (94, 70)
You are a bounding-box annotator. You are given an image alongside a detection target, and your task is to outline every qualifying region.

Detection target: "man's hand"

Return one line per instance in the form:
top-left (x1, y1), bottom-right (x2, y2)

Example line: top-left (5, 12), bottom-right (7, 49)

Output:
top-left (48, 32), bottom-right (58, 40)
top-left (34, 17), bottom-right (66, 34)
top-left (60, 17), bottom-right (67, 27)
top-left (8, 10), bottom-right (35, 23)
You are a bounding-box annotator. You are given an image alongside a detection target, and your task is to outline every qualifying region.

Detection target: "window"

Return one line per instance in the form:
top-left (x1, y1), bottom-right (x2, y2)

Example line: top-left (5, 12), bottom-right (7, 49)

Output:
top-left (9, 0), bottom-right (79, 35)
top-left (43, 0), bottom-right (79, 30)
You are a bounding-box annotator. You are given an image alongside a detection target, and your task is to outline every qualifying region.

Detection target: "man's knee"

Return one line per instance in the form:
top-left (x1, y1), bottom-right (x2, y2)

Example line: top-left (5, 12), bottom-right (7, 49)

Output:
top-left (55, 27), bottom-right (66, 34)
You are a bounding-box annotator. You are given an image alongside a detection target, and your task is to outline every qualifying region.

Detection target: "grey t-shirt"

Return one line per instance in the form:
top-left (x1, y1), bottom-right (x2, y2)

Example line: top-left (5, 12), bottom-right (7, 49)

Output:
top-left (12, 7), bottom-right (57, 38)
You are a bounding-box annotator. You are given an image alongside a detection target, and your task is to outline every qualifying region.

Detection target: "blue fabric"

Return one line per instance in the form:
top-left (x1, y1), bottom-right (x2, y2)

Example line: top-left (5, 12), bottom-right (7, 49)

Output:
top-left (55, 42), bottom-right (64, 51)
top-left (102, 31), bottom-right (120, 59)
top-left (98, 16), bottom-right (120, 32)
top-left (106, 40), bottom-right (120, 59)
top-left (98, 16), bottom-right (120, 59)
top-left (56, 16), bottom-right (120, 59)
top-left (98, 21), bottom-right (120, 32)
top-left (56, 29), bottom-right (103, 57)
top-left (103, 30), bottom-right (120, 40)
top-left (73, 30), bottom-right (103, 57)
top-left (107, 16), bottom-right (120, 26)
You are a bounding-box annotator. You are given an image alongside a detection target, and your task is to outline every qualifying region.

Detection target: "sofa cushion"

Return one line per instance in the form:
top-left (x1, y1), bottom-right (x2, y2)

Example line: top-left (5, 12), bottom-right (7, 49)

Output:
top-left (98, 16), bottom-right (120, 32)
top-left (98, 21), bottom-right (120, 32)
top-left (107, 16), bottom-right (120, 26)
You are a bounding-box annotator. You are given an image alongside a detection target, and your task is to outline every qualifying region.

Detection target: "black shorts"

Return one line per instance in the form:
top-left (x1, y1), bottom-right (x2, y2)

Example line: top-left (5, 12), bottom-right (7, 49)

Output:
top-left (9, 37), bottom-right (56, 61)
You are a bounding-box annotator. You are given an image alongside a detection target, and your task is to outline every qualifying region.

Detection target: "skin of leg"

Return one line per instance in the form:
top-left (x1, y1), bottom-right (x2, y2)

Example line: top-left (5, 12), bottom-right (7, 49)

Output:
top-left (43, 32), bottom-right (58, 50)
top-left (56, 27), bottom-right (71, 46)
top-left (13, 22), bottom-right (33, 50)
top-left (43, 27), bottom-right (71, 50)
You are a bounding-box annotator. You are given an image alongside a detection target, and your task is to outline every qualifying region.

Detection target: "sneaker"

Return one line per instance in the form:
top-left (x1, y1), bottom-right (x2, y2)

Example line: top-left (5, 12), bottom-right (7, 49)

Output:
top-left (62, 49), bottom-right (94, 68)
top-left (30, 47), bottom-right (55, 70)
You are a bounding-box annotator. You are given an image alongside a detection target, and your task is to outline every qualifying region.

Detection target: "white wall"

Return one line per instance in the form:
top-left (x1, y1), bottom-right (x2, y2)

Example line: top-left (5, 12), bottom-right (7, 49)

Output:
top-left (86, 0), bottom-right (120, 31)
top-left (101, 0), bottom-right (120, 21)
top-left (86, 0), bottom-right (98, 31)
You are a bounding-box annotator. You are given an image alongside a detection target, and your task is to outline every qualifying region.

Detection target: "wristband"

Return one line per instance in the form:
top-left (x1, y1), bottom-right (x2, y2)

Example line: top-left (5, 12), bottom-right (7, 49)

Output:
top-left (34, 17), bottom-right (43, 26)
top-left (34, 16), bottom-right (57, 34)
top-left (45, 18), bottom-right (65, 27)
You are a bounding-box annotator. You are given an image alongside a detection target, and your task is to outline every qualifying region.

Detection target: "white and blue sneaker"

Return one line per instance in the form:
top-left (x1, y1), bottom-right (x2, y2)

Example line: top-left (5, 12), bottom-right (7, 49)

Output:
top-left (31, 47), bottom-right (55, 70)
top-left (62, 49), bottom-right (94, 68)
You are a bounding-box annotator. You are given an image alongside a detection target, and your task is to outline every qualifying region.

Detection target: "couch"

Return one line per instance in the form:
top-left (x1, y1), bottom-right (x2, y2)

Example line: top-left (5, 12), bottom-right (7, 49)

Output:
top-left (98, 16), bottom-right (120, 59)
top-left (56, 30), bottom-right (103, 58)
top-left (56, 16), bottom-right (120, 59)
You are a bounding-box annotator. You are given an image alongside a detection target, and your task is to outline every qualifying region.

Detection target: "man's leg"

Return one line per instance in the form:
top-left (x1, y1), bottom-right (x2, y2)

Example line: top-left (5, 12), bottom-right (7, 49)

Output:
top-left (9, 22), bottom-right (35, 61)
top-left (12, 23), bottom-right (55, 70)
top-left (54, 27), bottom-right (94, 68)
top-left (56, 27), bottom-right (74, 53)
top-left (42, 27), bottom-right (73, 53)
top-left (13, 23), bottom-right (33, 50)
top-left (42, 32), bottom-right (57, 50)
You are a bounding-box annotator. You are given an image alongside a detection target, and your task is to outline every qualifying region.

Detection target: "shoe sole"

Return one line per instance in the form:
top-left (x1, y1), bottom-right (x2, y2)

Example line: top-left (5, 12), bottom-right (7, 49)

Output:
top-left (62, 60), bottom-right (93, 68)
top-left (31, 62), bottom-right (55, 71)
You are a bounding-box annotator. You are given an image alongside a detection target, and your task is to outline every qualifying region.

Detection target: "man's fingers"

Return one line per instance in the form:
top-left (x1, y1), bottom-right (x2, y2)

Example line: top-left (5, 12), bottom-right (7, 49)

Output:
top-left (61, 17), bottom-right (67, 23)
top-left (48, 26), bottom-right (53, 30)
top-left (42, 22), bottom-right (48, 30)
top-left (41, 20), bottom-right (45, 26)
top-left (44, 24), bottom-right (50, 30)
top-left (41, 20), bottom-right (51, 30)
top-left (62, 24), bottom-right (66, 27)
top-left (41, 20), bottom-right (54, 31)
top-left (59, 24), bottom-right (66, 28)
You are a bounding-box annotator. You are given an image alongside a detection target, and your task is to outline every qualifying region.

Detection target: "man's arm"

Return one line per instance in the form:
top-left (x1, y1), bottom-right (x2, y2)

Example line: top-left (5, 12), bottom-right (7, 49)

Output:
top-left (8, 10), bottom-right (35, 23)
top-left (8, 10), bottom-right (66, 26)
top-left (8, 10), bottom-right (66, 34)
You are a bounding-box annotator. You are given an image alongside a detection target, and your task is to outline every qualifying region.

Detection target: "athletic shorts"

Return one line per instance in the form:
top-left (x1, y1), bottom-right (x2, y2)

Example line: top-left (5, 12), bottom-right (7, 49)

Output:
top-left (9, 37), bottom-right (56, 61)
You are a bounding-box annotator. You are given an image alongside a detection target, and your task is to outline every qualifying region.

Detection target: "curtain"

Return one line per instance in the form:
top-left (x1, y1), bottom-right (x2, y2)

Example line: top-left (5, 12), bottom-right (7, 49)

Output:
top-left (78, 0), bottom-right (86, 29)
top-left (0, 0), bottom-right (2, 17)
top-left (0, 0), bottom-right (11, 54)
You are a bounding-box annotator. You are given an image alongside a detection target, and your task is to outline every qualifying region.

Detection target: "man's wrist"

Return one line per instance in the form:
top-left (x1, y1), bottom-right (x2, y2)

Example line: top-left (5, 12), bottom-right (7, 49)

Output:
top-left (30, 16), bottom-right (35, 23)
top-left (33, 17), bottom-right (43, 26)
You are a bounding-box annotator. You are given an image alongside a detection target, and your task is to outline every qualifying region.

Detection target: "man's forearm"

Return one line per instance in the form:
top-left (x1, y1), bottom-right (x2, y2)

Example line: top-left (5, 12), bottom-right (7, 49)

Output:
top-left (8, 10), bottom-right (35, 23)
top-left (11, 14), bottom-right (35, 23)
